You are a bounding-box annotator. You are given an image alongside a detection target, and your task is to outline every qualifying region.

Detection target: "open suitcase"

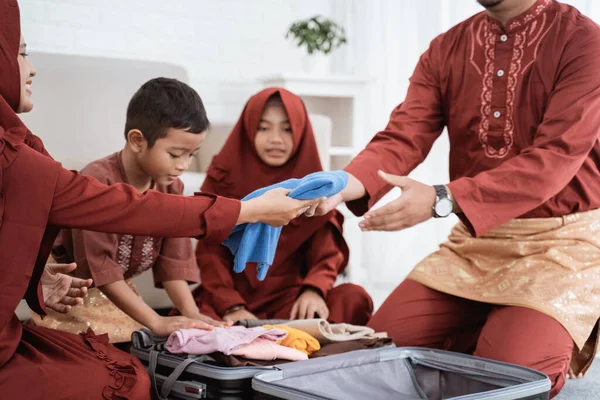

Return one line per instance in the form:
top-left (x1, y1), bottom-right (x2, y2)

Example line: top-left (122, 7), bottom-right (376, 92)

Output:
top-left (252, 347), bottom-right (551, 400)
top-left (131, 328), bottom-right (278, 400)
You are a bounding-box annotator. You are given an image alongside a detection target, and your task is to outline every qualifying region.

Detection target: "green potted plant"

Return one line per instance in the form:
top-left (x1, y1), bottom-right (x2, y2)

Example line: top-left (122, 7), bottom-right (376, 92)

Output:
top-left (286, 15), bottom-right (347, 74)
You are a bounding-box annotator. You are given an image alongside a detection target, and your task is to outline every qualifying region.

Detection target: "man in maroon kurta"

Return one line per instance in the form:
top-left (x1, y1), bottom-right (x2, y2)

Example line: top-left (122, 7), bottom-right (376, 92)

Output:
top-left (313, 0), bottom-right (600, 397)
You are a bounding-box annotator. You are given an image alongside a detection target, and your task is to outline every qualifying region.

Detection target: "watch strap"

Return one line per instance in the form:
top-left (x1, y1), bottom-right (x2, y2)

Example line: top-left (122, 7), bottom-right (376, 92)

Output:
top-left (432, 184), bottom-right (452, 218)
top-left (434, 184), bottom-right (448, 200)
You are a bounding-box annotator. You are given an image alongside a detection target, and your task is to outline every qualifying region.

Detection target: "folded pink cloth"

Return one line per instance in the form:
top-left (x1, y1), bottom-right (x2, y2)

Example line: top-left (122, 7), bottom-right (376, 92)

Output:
top-left (165, 326), bottom-right (288, 355)
top-left (232, 338), bottom-right (308, 361)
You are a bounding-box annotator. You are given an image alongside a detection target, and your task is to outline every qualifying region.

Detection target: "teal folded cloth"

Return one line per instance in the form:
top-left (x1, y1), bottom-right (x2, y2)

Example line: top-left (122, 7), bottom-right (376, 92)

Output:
top-left (223, 170), bottom-right (348, 280)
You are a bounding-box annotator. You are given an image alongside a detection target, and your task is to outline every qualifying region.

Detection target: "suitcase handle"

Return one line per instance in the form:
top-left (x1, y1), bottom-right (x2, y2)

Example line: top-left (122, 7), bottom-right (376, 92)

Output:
top-left (132, 328), bottom-right (169, 349)
top-left (148, 350), bottom-right (213, 399)
top-left (152, 371), bottom-right (207, 399)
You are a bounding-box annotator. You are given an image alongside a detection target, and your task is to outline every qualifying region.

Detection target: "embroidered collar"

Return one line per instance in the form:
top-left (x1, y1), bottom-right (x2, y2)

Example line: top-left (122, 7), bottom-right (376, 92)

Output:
top-left (487, 0), bottom-right (552, 33)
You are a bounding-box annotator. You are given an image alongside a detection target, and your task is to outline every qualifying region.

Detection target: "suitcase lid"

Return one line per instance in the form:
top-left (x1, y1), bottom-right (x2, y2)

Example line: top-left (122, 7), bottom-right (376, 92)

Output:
top-left (252, 347), bottom-right (551, 400)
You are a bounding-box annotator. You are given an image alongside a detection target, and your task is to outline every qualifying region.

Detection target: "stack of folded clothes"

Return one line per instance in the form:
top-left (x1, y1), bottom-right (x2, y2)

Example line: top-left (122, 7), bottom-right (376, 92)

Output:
top-left (163, 319), bottom-right (394, 367)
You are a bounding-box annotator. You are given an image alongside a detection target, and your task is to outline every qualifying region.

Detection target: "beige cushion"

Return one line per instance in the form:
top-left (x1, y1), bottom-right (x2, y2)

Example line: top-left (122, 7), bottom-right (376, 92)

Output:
top-left (20, 52), bottom-right (188, 170)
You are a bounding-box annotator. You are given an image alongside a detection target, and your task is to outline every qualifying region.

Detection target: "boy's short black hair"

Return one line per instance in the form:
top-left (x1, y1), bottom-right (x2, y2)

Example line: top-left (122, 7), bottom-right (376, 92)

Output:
top-left (124, 77), bottom-right (209, 147)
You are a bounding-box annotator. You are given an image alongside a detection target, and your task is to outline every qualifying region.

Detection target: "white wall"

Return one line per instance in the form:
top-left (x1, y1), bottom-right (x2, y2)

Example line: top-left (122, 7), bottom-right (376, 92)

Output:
top-left (19, 0), bottom-right (335, 122)
top-left (18, 0), bottom-right (600, 310)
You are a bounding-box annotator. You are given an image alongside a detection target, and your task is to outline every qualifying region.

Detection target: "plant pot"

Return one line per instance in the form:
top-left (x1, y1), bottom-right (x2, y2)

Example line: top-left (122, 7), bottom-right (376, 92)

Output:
top-left (302, 53), bottom-right (331, 75)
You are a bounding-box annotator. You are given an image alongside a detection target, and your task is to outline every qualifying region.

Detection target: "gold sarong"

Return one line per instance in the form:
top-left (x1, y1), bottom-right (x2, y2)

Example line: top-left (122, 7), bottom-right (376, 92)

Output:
top-left (409, 209), bottom-right (600, 375)
top-left (31, 280), bottom-right (143, 343)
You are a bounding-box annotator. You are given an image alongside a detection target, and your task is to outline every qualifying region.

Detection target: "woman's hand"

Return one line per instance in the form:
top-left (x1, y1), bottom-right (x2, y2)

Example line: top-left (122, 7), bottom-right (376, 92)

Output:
top-left (238, 188), bottom-right (319, 226)
top-left (41, 262), bottom-right (93, 313)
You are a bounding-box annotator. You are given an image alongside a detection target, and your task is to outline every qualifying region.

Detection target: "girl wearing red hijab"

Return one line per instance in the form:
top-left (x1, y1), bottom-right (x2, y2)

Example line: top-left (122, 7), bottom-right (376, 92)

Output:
top-left (0, 2), bottom-right (316, 398)
top-left (193, 88), bottom-right (373, 325)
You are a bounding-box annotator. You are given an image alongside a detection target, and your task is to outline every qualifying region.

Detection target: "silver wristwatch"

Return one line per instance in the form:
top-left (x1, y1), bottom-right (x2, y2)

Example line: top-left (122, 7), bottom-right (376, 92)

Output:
top-left (433, 185), bottom-right (453, 218)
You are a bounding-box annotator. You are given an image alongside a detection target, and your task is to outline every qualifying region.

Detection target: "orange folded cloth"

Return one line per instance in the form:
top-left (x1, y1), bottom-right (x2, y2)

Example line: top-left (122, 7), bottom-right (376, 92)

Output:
top-left (263, 324), bottom-right (320, 355)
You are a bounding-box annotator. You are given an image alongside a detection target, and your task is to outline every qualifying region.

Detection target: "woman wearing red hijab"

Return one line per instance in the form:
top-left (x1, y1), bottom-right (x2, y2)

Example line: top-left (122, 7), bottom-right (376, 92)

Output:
top-left (0, 2), bottom-right (317, 398)
top-left (193, 88), bottom-right (373, 325)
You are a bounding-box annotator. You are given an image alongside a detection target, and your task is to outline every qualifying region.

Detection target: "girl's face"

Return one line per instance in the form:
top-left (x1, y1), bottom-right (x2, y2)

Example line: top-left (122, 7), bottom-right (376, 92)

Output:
top-left (16, 35), bottom-right (36, 114)
top-left (254, 102), bottom-right (294, 167)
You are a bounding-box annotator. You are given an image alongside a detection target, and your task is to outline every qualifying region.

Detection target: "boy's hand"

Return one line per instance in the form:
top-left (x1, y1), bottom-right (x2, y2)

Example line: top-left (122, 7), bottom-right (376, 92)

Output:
top-left (41, 262), bottom-right (93, 313)
top-left (239, 188), bottom-right (320, 226)
top-left (185, 311), bottom-right (232, 327)
top-left (290, 288), bottom-right (329, 320)
top-left (223, 308), bottom-right (258, 324)
top-left (149, 315), bottom-right (218, 337)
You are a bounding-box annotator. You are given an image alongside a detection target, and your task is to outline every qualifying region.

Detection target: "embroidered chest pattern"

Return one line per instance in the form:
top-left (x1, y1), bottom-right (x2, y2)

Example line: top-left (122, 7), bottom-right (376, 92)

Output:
top-left (137, 237), bottom-right (156, 274)
top-left (116, 235), bottom-right (156, 274)
top-left (117, 234), bottom-right (134, 272)
top-left (469, 0), bottom-right (554, 159)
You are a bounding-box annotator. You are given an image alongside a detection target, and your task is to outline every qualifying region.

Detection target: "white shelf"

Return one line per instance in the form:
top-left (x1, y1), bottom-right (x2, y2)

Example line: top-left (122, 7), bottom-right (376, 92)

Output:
top-left (261, 73), bottom-right (372, 98)
top-left (262, 73), bottom-right (371, 84)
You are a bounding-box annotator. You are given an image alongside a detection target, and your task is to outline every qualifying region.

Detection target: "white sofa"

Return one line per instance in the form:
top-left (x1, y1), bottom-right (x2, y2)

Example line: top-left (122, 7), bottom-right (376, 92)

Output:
top-left (16, 52), bottom-right (335, 319)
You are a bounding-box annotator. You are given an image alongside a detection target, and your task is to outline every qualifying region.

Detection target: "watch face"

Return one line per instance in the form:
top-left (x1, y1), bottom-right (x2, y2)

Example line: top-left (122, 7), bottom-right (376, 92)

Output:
top-left (435, 198), bottom-right (453, 217)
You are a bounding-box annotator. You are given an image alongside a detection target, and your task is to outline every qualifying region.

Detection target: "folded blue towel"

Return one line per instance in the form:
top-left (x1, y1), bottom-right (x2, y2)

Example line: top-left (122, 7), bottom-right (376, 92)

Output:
top-left (222, 170), bottom-right (348, 280)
